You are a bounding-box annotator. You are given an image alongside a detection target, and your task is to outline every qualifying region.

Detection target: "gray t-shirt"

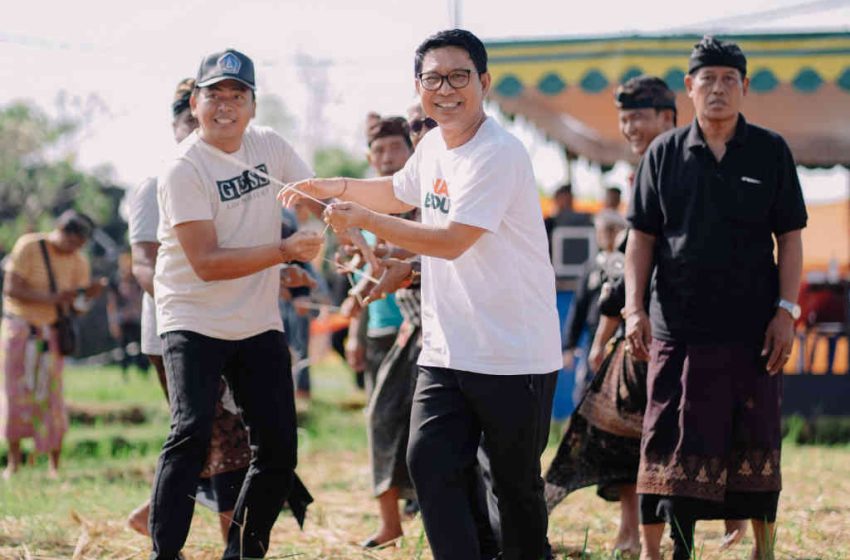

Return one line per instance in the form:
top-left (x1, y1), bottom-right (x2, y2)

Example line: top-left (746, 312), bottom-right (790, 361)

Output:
top-left (127, 176), bottom-right (161, 355)
top-left (155, 125), bottom-right (313, 340)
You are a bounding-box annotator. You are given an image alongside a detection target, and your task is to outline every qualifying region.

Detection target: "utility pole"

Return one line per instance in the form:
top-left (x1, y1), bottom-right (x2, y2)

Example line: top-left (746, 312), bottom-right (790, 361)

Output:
top-left (294, 52), bottom-right (332, 165)
top-left (448, 0), bottom-right (462, 27)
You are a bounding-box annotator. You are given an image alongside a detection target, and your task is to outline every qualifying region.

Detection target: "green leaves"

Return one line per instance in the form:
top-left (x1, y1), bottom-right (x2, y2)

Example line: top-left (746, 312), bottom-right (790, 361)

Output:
top-left (0, 101), bottom-right (112, 249)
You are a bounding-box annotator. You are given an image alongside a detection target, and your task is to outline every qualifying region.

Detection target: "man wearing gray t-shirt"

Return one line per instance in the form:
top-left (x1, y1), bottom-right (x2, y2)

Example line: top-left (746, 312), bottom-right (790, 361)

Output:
top-left (147, 49), bottom-right (322, 560)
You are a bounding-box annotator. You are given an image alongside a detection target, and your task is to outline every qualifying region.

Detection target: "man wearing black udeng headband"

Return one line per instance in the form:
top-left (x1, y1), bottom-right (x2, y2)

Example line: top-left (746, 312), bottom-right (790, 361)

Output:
top-left (625, 36), bottom-right (806, 560)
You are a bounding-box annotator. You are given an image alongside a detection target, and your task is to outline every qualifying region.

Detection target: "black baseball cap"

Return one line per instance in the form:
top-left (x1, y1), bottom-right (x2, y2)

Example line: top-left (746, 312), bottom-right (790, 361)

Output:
top-left (196, 48), bottom-right (256, 90)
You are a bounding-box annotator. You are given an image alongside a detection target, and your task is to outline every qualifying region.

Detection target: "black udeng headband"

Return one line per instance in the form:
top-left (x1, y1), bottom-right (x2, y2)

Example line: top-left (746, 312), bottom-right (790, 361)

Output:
top-left (615, 90), bottom-right (676, 110)
top-left (688, 36), bottom-right (747, 77)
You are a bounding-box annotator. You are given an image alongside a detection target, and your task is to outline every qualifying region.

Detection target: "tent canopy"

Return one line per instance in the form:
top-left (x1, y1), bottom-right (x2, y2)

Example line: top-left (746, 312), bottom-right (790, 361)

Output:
top-left (485, 32), bottom-right (850, 167)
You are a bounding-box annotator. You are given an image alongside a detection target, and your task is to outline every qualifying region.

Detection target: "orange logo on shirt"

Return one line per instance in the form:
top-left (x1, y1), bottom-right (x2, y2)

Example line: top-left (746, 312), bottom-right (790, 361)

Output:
top-left (432, 178), bottom-right (450, 197)
top-left (426, 178), bottom-right (451, 214)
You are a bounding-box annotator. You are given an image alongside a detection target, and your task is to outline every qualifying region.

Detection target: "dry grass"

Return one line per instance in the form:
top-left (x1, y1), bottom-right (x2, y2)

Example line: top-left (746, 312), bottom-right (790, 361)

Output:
top-left (1, 444), bottom-right (848, 559)
top-left (1, 362), bottom-right (848, 559)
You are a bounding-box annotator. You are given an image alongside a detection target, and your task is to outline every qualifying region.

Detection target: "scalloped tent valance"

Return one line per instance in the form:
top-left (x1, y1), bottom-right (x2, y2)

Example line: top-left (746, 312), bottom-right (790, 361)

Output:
top-left (485, 32), bottom-right (850, 167)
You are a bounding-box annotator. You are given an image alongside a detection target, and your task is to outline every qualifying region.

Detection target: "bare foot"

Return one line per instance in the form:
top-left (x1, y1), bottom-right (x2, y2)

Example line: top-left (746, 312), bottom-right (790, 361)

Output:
top-left (127, 502), bottom-right (151, 536)
top-left (47, 467), bottom-right (59, 480)
top-left (2, 466), bottom-right (14, 480)
top-left (614, 538), bottom-right (641, 557)
top-left (720, 519), bottom-right (747, 550)
top-left (615, 525), bottom-right (641, 555)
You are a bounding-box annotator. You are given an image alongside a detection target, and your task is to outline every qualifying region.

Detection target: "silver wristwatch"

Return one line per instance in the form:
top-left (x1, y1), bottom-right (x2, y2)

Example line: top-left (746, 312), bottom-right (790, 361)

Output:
top-left (777, 299), bottom-right (801, 320)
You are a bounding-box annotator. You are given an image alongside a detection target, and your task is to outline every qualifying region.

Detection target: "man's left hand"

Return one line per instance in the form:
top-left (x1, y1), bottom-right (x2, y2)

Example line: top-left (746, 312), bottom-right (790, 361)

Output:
top-left (323, 202), bottom-right (372, 234)
top-left (364, 258), bottom-right (413, 304)
top-left (281, 265), bottom-right (316, 290)
top-left (762, 310), bottom-right (795, 375)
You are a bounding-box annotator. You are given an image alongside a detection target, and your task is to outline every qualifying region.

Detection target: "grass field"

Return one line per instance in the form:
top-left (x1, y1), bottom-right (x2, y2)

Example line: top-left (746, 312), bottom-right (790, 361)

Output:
top-left (1, 360), bottom-right (848, 559)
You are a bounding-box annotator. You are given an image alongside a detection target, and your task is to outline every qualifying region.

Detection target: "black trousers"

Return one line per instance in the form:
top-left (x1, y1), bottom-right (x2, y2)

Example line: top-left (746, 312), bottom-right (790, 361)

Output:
top-left (407, 367), bottom-right (557, 560)
top-left (641, 492), bottom-right (780, 560)
top-left (149, 330), bottom-right (297, 560)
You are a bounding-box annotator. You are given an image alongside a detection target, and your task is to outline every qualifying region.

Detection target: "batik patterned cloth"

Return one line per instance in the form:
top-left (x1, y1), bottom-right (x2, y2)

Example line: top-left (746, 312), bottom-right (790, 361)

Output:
top-left (0, 316), bottom-right (68, 452)
top-left (637, 339), bottom-right (782, 503)
top-left (544, 336), bottom-right (646, 510)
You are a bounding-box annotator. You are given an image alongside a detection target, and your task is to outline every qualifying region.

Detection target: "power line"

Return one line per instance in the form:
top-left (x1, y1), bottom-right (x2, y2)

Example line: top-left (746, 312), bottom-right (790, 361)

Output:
top-left (669, 0), bottom-right (850, 31)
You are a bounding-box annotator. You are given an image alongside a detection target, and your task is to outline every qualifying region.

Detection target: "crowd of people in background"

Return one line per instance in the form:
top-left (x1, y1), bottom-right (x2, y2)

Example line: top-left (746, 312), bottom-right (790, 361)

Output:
top-left (0, 28), bottom-right (806, 560)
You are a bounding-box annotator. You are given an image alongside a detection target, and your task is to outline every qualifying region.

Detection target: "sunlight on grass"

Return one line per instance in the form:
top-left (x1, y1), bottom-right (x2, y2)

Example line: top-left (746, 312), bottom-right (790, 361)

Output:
top-left (1, 361), bottom-right (848, 559)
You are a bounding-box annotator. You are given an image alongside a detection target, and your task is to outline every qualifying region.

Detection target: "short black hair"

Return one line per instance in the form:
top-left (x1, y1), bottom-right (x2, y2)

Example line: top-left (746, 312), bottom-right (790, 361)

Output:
top-left (367, 116), bottom-right (413, 150)
top-left (414, 29), bottom-right (488, 76)
top-left (56, 209), bottom-right (95, 239)
top-left (554, 184), bottom-right (573, 197)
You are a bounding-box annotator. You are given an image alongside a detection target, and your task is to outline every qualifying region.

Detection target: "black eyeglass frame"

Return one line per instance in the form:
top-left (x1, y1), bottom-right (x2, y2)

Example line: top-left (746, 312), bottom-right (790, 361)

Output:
top-left (417, 69), bottom-right (474, 91)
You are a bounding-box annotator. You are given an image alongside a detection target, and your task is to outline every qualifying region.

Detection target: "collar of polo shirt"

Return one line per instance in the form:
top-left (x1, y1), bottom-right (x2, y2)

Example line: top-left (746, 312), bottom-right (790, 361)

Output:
top-left (686, 113), bottom-right (749, 151)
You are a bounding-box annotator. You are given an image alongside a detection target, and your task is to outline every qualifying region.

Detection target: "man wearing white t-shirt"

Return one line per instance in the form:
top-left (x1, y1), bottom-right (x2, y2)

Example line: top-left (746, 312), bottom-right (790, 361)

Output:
top-left (148, 49), bottom-right (322, 560)
top-left (283, 30), bottom-right (561, 560)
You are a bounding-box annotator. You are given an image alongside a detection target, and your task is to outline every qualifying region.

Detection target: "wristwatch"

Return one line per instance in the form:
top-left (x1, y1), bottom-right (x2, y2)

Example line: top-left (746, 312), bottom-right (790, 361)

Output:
top-left (777, 299), bottom-right (801, 320)
top-left (399, 260), bottom-right (421, 289)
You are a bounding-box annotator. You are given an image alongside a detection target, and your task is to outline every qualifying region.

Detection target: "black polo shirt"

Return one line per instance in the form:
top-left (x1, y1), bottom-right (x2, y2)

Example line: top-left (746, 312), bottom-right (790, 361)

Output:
top-left (628, 115), bottom-right (807, 344)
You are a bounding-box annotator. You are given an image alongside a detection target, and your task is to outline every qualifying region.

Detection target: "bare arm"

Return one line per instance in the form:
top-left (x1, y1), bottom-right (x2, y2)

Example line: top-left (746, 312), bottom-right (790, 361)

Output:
top-left (762, 229), bottom-right (804, 374)
top-left (280, 177), bottom-right (414, 215)
top-left (326, 202), bottom-right (485, 261)
top-left (131, 241), bottom-right (158, 297)
top-left (588, 315), bottom-right (622, 372)
top-left (4, 271), bottom-right (72, 305)
top-left (623, 230), bottom-right (656, 360)
top-left (776, 229), bottom-right (803, 303)
top-left (173, 220), bottom-right (322, 282)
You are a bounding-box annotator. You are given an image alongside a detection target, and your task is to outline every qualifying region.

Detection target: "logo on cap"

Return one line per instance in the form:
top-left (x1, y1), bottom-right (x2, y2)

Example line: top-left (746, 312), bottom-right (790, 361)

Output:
top-left (218, 52), bottom-right (242, 74)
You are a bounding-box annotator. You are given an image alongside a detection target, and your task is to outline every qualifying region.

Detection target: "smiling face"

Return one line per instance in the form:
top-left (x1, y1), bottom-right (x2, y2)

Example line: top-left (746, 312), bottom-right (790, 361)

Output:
top-left (686, 66), bottom-right (748, 126)
top-left (618, 107), bottom-right (674, 156)
top-left (190, 80), bottom-right (256, 152)
top-left (368, 134), bottom-right (412, 176)
top-left (416, 46), bottom-right (489, 143)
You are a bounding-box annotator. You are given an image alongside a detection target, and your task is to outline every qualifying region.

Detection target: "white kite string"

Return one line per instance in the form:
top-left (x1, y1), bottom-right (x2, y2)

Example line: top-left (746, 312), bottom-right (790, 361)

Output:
top-left (324, 256), bottom-right (380, 284)
top-left (197, 139), bottom-right (330, 208)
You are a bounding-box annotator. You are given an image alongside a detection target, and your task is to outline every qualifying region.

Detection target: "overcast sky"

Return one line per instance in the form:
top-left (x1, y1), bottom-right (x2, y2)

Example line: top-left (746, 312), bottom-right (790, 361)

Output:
top-left (1, 0), bottom-right (848, 196)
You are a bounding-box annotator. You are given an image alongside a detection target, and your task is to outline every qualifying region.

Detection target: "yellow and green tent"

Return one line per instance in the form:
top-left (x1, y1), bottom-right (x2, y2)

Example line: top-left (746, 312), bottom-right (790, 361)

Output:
top-left (485, 32), bottom-right (850, 167)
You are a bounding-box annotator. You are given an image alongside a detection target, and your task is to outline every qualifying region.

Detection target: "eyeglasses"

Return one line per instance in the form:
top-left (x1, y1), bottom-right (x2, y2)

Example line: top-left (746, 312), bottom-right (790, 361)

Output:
top-left (417, 69), bottom-right (473, 91)
top-left (409, 117), bottom-right (437, 134)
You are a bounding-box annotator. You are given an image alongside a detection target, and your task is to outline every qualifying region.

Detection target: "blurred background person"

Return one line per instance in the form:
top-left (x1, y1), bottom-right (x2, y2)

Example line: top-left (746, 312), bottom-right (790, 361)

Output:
top-left (107, 253), bottom-right (148, 378)
top-left (1, 210), bottom-right (105, 478)
top-left (407, 101), bottom-right (437, 148)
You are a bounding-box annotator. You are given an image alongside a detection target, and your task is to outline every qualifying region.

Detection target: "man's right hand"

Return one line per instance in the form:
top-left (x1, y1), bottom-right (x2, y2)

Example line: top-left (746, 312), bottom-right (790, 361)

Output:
top-left (280, 231), bottom-right (323, 263)
top-left (624, 309), bottom-right (652, 362)
top-left (278, 178), bottom-right (344, 208)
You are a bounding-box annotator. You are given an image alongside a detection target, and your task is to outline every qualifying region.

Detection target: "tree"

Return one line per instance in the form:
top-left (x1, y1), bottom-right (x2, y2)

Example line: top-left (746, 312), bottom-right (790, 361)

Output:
top-left (0, 101), bottom-right (113, 250)
top-left (312, 147), bottom-right (369, 179)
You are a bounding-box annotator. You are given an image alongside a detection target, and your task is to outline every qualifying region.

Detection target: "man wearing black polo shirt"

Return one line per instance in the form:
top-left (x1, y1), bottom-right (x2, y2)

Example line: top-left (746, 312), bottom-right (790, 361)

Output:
top-left (624, 36), bottom-right (806, 560)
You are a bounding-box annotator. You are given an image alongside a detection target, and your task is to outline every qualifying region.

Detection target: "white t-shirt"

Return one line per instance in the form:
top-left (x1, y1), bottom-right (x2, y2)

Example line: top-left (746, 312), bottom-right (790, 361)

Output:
top-left (392, 117), bottom-right (562, 375)
top-left (155, 125), bottom-right (312, 340)
top-left (127, 176), bottom-right (162, 355)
